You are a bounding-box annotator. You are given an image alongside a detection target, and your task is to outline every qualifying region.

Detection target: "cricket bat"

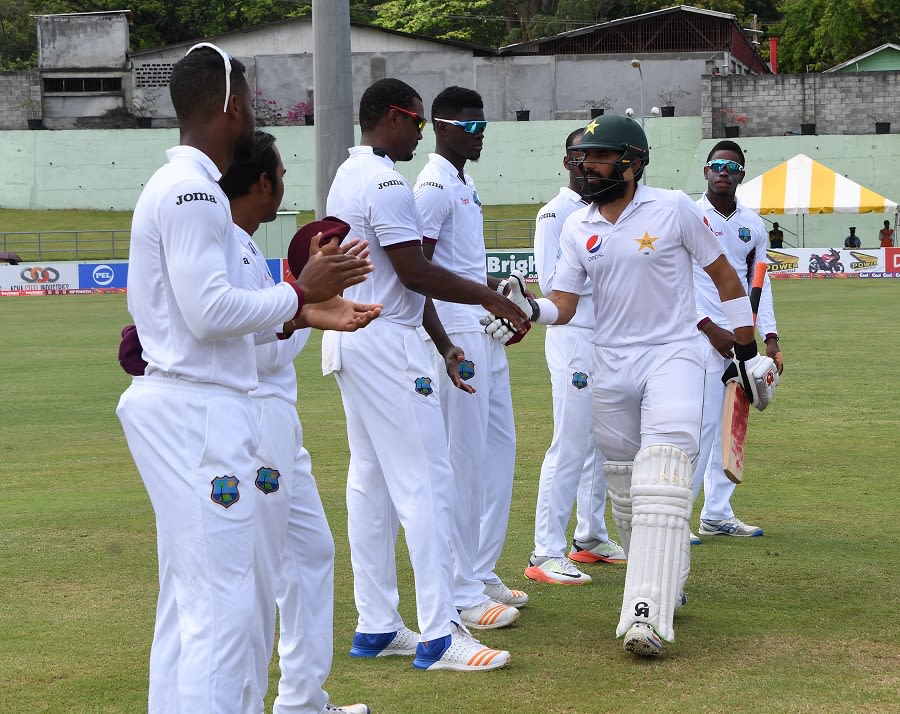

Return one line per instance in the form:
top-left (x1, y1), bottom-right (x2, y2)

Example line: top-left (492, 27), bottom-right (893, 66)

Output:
top-left (721, 261), bottom-right (768, 484)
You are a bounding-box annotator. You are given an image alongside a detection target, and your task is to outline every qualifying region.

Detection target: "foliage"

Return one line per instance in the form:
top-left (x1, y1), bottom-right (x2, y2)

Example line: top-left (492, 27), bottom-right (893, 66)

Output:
top-left (659, 83), bottom-right (687, 106)
top-left (254, 90), bottom-right (313, 126)
top-left (720, 107), bottom-right (749, 124)
top-left (129, 87), bottom-right (160, 117)
top-left (581, 96), bottom-right (613, 110)
top-left (19, 95), bottom-right (41, 118)
top-left (773, 0), bottom-right (897, 73)
top-left (370, 0), bottom-right (506, 45)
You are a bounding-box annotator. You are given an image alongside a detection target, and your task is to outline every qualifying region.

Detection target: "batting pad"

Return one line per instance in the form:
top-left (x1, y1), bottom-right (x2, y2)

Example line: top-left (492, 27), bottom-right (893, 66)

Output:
top-left (604, 461), bottom-right (633, 556)
top-left (616, 444), bottom-right (692, 643)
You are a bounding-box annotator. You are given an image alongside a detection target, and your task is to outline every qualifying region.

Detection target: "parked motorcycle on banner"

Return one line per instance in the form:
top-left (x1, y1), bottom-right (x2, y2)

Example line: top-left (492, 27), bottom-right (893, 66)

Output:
top-left (809, 248), bottom-right (844, 273)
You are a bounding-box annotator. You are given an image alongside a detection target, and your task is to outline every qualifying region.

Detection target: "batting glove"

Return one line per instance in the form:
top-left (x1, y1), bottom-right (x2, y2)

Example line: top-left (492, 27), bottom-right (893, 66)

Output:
top-left (728, 343), bottom-right (780, 411)
top-left (479, 314), bottom-right (531, 345)
top-left (498, 270), bottom-right (540, 322)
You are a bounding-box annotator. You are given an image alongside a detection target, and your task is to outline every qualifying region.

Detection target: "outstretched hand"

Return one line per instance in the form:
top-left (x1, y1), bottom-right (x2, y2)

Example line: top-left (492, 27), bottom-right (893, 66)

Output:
top-left (443, 346), bottom-right (476, 394)
top-left (294, 237), bottom-right (372, 304)
top-left (295, 295), bottom-right (382, 332)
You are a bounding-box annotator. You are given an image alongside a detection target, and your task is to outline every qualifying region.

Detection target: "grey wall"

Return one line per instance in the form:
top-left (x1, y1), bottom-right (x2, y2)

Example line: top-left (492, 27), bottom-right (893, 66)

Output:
top-left (0, 71), bottom-right (41, 129)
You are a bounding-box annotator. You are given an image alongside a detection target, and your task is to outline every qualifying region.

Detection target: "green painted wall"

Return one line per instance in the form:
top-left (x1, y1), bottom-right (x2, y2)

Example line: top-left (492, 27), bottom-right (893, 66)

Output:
top-left (2, 119), bottom-right (898, 247)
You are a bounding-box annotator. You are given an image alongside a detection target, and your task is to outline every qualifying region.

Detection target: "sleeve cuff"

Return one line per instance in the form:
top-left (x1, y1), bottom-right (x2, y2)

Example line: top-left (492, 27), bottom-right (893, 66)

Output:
top-left (765, 333), bottom-right (779, 342)
top-left (287, 282), bottom-right (305, 321)
top-left (697, 317), bottom-right (711, 331)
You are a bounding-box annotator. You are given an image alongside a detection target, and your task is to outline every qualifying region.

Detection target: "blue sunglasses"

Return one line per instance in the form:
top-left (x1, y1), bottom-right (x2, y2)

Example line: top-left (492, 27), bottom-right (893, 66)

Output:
top-left (434, 118), bottom-right (488, 134)
top-left (705, 159), bottom-right (744, 174)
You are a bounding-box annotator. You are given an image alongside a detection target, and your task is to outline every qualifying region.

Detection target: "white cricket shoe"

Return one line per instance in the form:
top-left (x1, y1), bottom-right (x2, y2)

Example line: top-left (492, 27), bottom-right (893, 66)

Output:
top-left (699, 516), bottom-right (763, 537)
top-left (458, 598), bottom-right (519, 630)
top-left (524, 556), bottom-right (592, 585)
top-left (623, 622), bottom-right (663, 657)
top-left (324, 703), bottom-right (370, 714)
top-left (484, 580), bottom-right (529, 607)
top-left (413, 623), bottom-right (510, 671)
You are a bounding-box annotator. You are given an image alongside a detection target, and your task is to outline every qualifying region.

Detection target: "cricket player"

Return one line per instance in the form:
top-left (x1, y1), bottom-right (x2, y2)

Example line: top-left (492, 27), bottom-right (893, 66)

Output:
top-left (115, 44), bottom-right (373, 714)
top-left (413, 86), bottom-right (525, 626)
top-left (483, 114), bottom-right (777, 657)
top-left (692, 141), bottom-right (784, 540)
top-left (526, 126), bottom-right (625, 587)
top-left (219, 131), bottom-right (372, 714)
top-left (323, 78), bottom-right (528, 671)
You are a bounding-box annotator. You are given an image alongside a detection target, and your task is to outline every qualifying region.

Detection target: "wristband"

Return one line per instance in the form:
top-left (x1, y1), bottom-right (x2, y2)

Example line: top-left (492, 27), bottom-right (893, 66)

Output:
top-left (534, 297), bottom-right (558, 325)
top-left (765, 333), bottom-right (779, 342)
top-left (697, 317), bottom-right (711, 331)
top-left (734, 341), bottom-right (758, 361)
top-left (721, 295), bottom-right (752, 329)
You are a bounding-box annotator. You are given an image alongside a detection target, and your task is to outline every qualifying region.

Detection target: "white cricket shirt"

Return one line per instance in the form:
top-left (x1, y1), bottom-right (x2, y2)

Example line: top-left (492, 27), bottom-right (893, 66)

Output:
top-left (414, 153), bottom-right (486, 333)
top-left (233, 224), bottom-right (310, 403)
top-left (534, 186), bottom-right (593, 329)
top-left (327, 146), bottom-right (426, 326)
top-left (127, 146), bottom-right (300, 392)
top-left (554, 185), bottom-right (724, 347)
top-left (693, 193), bottom-right (778, 336)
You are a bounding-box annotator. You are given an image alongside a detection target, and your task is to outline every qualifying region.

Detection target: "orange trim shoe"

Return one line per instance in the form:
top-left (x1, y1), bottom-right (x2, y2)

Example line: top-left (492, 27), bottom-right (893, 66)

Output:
top-left (458, 599), bottom-right (519, 630)
top-left (413, 623), bottom-right (511, 671)
top-left (524, 556), bottom-right (592, 585)
top-left (568, 538), bottom-right (626, 564)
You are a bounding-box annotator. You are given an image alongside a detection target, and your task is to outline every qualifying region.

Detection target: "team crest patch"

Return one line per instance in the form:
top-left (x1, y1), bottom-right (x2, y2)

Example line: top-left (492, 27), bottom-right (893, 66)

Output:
top-left (571, 371), bottom-right (589, 389)
top-left (414, 376), bottom-right (434, 396)
top-left (457, 360), bottom-right (475, 381)
top-left (255, 467), bottom-right (280, 494)
top-left (738, 226), bottom-right (752, 243)
top-left (210, 475), bottom-right (240, 508)
top-left (634, 232), bottom-right (658, 252)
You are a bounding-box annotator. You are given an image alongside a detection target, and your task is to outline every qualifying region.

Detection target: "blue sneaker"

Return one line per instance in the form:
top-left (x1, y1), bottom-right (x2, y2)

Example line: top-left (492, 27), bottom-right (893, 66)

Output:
top-left (413, 624), bottom-right (510, 671)
top-left (350, 626), bottom-right (419, 657)
top-left (699, 517), bottom-right (763, 537)
top-left (690, 531), bottom-right (702, 545)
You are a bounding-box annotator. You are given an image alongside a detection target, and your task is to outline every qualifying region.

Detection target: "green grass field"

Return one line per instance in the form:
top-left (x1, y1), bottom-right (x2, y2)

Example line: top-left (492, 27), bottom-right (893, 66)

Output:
top-left (0, 281), bottom-right (898, 713)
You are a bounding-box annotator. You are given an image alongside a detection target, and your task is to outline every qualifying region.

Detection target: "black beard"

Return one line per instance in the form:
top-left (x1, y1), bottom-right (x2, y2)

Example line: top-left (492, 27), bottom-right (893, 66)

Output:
top-left (585, 176), bottom-right (629, 205)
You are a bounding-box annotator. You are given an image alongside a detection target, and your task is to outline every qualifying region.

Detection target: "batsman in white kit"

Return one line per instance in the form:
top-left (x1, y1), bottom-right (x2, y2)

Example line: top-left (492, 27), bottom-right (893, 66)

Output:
top-left (483, 114), bottom-right (778, 656)
top-left (526, 126), bottom-right (625, 587)
top-left (323, 78), bottom-right (527, 672)
top-left (115, 45), bottom-right (374, 714)
top-left (692, 140), bottom-right (783, 540)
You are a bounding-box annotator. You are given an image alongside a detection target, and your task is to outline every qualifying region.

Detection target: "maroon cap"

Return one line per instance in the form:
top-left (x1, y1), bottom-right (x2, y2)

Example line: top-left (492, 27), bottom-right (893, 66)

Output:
top-left (118, 324), bottom-right (148, 376)
top-left (287, 216), bottom-right (351, 278)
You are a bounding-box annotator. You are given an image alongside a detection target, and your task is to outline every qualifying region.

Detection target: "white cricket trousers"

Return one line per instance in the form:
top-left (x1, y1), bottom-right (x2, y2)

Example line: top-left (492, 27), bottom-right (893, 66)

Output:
top-left (533, 323), bottom-right (609, 558)
top-left (334, 320), bottom-right (458, 642)
top-left (591, 338), bottom-right (706, 463)
top-left (242, 396), bottom-right (335, 714)
top-left (432, 330), bottom-right (516, 609)
top-left (116, 374), bottom-right (259, 714)
top-left (693, 346), bottom-right (738, 521)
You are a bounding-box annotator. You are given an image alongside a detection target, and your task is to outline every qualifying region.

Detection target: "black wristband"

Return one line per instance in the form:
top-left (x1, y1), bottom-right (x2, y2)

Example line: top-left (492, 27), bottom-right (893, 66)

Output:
top-left (734, 341), bottom-right (758, 361)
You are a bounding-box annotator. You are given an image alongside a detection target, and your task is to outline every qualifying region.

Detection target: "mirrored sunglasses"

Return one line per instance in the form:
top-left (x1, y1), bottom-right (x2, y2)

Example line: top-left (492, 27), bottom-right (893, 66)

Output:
top-left (388, 104), bottom-right (427, 131)
top-left (705, 159), bottom-right (744, 174)
top-left (433, 118), bottom-right (488, 135)
top-left (186, 42), bottom-right (233, 113)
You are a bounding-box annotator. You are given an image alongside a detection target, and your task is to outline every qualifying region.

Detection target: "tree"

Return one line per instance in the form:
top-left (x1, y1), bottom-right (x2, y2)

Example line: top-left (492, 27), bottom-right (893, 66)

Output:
top-left (371, 0), bottom-right (507, 45)
top-left (775, 0), bottom-right (899, 73)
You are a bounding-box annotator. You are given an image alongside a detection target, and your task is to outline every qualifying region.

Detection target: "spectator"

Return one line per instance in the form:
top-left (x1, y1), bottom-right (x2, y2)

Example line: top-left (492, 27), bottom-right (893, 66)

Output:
top-left (768, 222), bottom-right (784, 249)
top-left (844, 227), bottom-right (861, 248)
top-left (879, 220), bottom-right (895, 247)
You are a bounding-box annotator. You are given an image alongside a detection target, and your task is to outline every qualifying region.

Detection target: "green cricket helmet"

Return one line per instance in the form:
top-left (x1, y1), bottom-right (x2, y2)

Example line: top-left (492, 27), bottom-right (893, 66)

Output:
top-left (568, 114), bottom-right (650, 182)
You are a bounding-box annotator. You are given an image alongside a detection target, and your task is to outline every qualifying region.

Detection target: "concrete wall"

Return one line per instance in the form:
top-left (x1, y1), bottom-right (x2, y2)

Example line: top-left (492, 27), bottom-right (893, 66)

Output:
top-left (2, 120), bottom-right (898, 247)
top-left (0, 71), bottom-right (42, 129)
top-left (36, 13), bottom-right (130, 69)
top-left (705, 71), bottom-right (900, 138)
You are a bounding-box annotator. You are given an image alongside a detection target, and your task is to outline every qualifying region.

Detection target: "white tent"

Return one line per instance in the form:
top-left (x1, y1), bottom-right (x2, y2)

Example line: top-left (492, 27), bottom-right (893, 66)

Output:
top-left (736, 154), bottom-right (898, 245)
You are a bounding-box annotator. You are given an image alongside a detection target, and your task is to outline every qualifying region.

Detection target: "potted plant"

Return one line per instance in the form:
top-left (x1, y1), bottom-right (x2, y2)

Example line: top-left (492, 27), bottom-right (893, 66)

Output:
top-left (719, 108), bottom-right (748, 137)
top-left (254, 90), bottom-right (283, 126)
top-left (510, 98), bottom-right (530, 121)
top-left (130, 87), bottom-right (160, 128)
top-left (20, 96), bottom-right (43, 130)
top-left (582, 97), bottom-right (613, 118)
top-left (285, 100), bottom-right (314, 126)
top-left (658, 85), bottom-right (687, 117)
top-left (870, 114), bottom-right (890, 134)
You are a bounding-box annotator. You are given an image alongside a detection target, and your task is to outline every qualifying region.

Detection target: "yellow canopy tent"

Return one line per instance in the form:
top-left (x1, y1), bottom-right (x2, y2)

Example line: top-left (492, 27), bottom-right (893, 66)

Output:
top-left (736, 153), bottom-right (898, 246)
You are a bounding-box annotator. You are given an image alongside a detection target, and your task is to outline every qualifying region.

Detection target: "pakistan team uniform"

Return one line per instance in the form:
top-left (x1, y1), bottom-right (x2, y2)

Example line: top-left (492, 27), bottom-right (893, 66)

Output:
top-left (413, 154), bottom-right (519, 615)
top-left (116, 146), bottom-right (302, 714)
top-left (234, 227), bottom-right (335, 714)
top-left (530, 187), bottom-right (613, 573)
top-left (692, 194), bottom-right (777, 523)
top-left (323, 146), bottom-right (458, 645)
top-left (553, 184), bottom-right (724, 646)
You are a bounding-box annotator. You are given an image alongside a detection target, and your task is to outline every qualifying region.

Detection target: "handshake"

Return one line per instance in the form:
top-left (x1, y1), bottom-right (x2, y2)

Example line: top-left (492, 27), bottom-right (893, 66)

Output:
top-left (480, 271), bottom-right (540, 346)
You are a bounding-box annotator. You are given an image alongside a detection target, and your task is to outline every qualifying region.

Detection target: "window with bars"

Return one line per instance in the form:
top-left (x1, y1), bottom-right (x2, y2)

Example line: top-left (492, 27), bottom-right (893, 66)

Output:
top-left (43, 77), bottom-right (123, 93)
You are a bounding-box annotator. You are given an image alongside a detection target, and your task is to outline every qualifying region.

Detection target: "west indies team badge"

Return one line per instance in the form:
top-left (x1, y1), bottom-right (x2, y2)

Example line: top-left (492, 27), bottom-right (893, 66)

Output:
top-left (211, 475), bottom-right (240, 508)
top-left (414, 376), bottom-right (434, 396)
top-left (571, 371), bottom-right (589, 389)
top-left (255, 467), bottom-right (280, 494)
top-left (458, 360), bottom-right (475, 381)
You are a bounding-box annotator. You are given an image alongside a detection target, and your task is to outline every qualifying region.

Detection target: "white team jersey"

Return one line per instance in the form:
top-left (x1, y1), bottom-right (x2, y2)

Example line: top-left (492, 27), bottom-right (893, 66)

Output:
top-left (326, 146), bottom-right (426, 326)
top-left (233, 225), bottom-right (310, 403)
top-left (554, 184), bottom-right (724, 348)
top-left (693, 193), bottom-right (777, 336)
top-left (414, 153), bottom-right (486, 333)
top-left (127, 146), bottom-right (300, 392)
top-left (534, 187), bottom-right (593, 330)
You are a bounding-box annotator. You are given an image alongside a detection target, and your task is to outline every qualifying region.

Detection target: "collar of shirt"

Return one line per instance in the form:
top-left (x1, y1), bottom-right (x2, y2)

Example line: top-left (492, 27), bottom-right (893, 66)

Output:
top-left (427, 152), bottom-right (469, 184)
top-left (698, 190), bottom-right (750, 215)
top-left (581, 182), bottom-right (657, 225)
top-left (350, 145), bottom-right (394, 168)
top-left (165, 145), bottom-right (223, 182)
top-left (559, 186), bottom-right (585, 204)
